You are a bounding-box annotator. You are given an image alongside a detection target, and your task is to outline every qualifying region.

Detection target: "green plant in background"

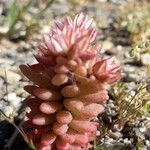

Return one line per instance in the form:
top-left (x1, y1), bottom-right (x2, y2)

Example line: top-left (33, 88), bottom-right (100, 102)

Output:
top-left (130, 39), bottom-right (150, 61)
top-left (93, 65), bottom-right (150, 149)
top-left (115, 1), bottom-right (150, 44)
top-left (111, 75), bottom-right (150, 129)
top-left (0, 0), bottom-right (55, 39)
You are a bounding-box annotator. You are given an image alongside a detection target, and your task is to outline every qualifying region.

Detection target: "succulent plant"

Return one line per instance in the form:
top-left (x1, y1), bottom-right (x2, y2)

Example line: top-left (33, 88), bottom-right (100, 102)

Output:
top-left (20, 13), bottom-right (121, 150)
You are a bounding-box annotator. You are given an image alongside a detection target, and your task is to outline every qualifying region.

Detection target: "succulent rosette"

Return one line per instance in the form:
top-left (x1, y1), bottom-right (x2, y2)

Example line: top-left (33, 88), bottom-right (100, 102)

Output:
top-left (20, 13), bottom-right (122, 150)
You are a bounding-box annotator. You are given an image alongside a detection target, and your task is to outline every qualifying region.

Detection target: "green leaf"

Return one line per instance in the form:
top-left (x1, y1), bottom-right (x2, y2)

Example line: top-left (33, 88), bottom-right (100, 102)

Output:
top-left (137, 137), bottom-right (143, 150)
top-left (147, 65), bottom-right (150, 78)
top-left (6, 0), bottom-right (19, 28)
top-left (24, 138), bottom-right (36, 150)
top-left (28, 139), bottom-right (36, 150)
top-left (130, 46), bottom-right (141, 60)
top-left (142, 103), bottom-right (150, 117)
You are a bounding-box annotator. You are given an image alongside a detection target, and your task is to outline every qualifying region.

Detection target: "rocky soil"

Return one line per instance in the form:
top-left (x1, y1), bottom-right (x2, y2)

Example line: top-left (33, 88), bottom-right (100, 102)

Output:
top-left (0, 0), bottom-right (149, 150)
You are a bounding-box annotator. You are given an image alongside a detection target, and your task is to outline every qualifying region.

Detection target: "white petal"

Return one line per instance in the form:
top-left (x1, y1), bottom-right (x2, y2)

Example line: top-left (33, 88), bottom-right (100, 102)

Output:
top-left (55, 21), bottom-right (64, 30)
top-left (54, 35), bottom-right (68, 52)
top-left (89, 29), bottom-right (97, 42)
top-left (76, 13), bottom-right (84, 26)
top-left (51, 37), bottom-right (63, 53)
top-left (65, 16), bottom-right (73, 27)
top-left (74, 13), bottom-right (79, 26)
top-left (81, 15), bottom-right (88, 28)
top-left (84, 18), bottom-right (93, 29)
top-left (62, 26), bottom-right (67, 35)
top-left (43, 34), bottom-right (55, 54)
top-left (70, 30), bottom-right (75, 45)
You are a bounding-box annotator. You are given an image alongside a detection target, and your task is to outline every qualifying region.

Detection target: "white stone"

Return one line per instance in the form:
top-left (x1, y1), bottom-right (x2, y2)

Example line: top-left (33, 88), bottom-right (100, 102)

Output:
top-left (2, 106), bottom-right (14, 117)
top-left (141, 53), bottom-right (150, 65)
top-left (7, 93), bottom-right (21, 107)
top-left (0, 69), bottom-right (21, 84)
top-left (145, 140), bottom-right (150, 146)
top-left (139, 127), bottom-right (146, 133)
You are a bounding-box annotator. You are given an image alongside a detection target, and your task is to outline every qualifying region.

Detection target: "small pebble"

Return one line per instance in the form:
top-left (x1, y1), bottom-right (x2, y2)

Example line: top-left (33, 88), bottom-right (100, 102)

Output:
top-left (2, 106), bottom-right (14, 117)
top-left (141, 53), bottom-right (150, 65)
top-left (139, 127), bottom-right (146, 133)
top-left (128, 73), bottom-right (140, 82)
top-left (145, 127), bottom-right (150, 140)
top-left (145, 140), bottom-right (150, 147)
top-left (5, 93), bottom-right (21, 108)
top-left (105, 138), bottom-right (114, 145)
top-left (123, 138), bottom-right (131, 145)
top-left (109, 130), bottom-right (122, 139)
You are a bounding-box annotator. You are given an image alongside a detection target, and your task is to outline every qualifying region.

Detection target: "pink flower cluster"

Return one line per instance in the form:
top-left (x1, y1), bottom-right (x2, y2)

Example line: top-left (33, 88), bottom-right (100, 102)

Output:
top-left (20, 13), bottom-right (121, 150)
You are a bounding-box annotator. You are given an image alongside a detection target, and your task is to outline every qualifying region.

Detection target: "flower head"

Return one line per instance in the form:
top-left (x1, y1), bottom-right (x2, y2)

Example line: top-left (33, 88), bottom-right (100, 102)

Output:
top-left (36, 13), bottom-right (100, 65)
top-left (93, 56), bottom-right (122, 84)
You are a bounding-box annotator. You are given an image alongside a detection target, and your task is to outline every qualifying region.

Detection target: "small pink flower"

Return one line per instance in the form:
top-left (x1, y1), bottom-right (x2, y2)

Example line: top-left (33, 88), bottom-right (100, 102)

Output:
top-left (35, 13), bottom-right (99, 65)
top-left (93, 56), bottom-right (122, 84)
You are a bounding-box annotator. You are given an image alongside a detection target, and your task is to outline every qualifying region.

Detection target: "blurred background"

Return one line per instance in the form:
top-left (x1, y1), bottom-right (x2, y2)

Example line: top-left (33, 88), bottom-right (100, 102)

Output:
top-left (0, 0), bottom-right (150, 150)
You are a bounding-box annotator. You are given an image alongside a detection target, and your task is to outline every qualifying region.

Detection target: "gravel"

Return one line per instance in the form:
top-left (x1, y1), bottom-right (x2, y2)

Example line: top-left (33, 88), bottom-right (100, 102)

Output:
top-left (0, 0), bottom-right (149, 150)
